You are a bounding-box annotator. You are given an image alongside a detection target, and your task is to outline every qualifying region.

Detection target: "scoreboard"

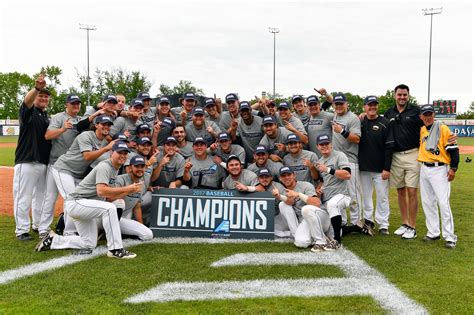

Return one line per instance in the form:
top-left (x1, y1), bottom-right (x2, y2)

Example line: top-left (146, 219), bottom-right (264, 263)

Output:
top-left (433, 100), bottom-right (456, 118)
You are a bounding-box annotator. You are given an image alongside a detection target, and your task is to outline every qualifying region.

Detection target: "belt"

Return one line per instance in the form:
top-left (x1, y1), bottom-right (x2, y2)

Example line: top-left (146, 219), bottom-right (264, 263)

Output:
top-left (422, 162), bottom-right (445, 167)
top-left (396, 148), bottom-right (418, 154)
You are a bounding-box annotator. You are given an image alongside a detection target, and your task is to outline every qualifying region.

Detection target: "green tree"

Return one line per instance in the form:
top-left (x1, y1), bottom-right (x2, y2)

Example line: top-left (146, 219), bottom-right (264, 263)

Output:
top-left (158, 80), bottom-right (204, 96)
top-left (0, 72), bottom-right (34, 119)
top-left (455, 101), bottom-right (474, 119)
top-left (376, 90), bottom-right (418, 115)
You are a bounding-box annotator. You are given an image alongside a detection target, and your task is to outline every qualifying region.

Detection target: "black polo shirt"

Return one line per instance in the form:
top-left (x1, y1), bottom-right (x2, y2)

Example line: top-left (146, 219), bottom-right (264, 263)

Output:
top-left (384, 104), bottom-right (423, 152)
top-left (14, 102), bottom-right (51, 165)
top-left (359, 116), bottom-right (394, 172)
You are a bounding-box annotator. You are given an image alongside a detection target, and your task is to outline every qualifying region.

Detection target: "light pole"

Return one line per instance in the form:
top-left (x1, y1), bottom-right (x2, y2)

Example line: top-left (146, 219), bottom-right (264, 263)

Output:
top-left (79, 23), bottom-right (97, 108)
top-left (268, 27), bottom-right (280, 97)
top-left (422, 8), bottom-right (442, 104)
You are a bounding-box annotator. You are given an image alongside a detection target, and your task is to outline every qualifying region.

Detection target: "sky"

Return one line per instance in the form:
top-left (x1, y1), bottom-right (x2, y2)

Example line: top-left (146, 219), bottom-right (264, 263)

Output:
top-left (0, 0), bottom-right (472, 112)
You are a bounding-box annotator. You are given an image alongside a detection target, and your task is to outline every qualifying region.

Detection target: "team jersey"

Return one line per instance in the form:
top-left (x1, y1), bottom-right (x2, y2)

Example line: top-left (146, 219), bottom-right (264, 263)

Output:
top-left (69, 159), bottom-right (118, 201)
top-left (219, 111), bottom-right (241, 132)
top-left (318, 150), bottom-right (351, 202)
top-left (188, 155), bottom-right (225, 189)
top-left (259, 127), bottom-right (292, 158)
top-left (141, 107), bottom-right (157, 129)
top-left (114, 173), bottom-right (149, 217)
top-left (222, 169), bottom-right (259, 190)
top-left (294, 111), bottom-right (310, 126)
top-left (247, 160), bottom-right (284, 181)
top-left (359, 115), bottom-right (394, 172)
top-left (176, 142), bottom-right (194, 159)
top-left (237, 115), bottom-right (264, 162)
top-left (418, 123), bottom-right (456, 164)
top-left (282, 181), bottom-right (317, 221)
top-left (47, 111), bottom-right (82, 164)
top-left (213, 144), bottom-right (246, 165)
top-left (305, 111), bottom-right (334, 157)
top-left (171, 107), bottom-right (193, 125)
top-left (110, 116), bottom-right (142, 140)
top-left (277, 115), bottom-right (307, 134)
top-left (185, 120), bottom-right (221, 146)
top-left (332, 111), bottom-right (361, 163)
top-left (283, 149), bottom-right (319, 184)
top-left (152, 152), bottom-right (185, 187)
top-left (53, 130), bottom-right (108, 178)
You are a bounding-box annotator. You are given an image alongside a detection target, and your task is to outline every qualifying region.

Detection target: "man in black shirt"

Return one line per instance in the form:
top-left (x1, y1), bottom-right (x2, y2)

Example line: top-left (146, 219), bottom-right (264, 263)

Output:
top-left (13, 74), bottom-right (52, 241)
top-left (359, 96), bottom-right (394, 235)
top-left (383, 84), bottom-right (423, 239)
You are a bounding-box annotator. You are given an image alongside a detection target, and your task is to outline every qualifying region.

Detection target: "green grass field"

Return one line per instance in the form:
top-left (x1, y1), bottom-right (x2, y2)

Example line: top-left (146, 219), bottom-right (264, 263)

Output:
top-left (0, 155), bottom-right (472, 313)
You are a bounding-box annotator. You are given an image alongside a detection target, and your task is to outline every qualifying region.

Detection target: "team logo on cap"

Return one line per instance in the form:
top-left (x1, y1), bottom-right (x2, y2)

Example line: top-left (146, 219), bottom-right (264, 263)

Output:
top-left (263, 116), bottom-right (275, 124)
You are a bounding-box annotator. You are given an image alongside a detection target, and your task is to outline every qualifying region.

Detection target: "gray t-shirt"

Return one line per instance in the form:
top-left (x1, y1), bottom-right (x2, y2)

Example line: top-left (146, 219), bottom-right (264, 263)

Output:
top-left (219, 111), bottom-right (240, 132)
top-left (69, 159), bottom-right (118, 200)
top-left (247, 160), bottom-right (284, 181)
top-left (188, 155), bottom-right (224, 189)
top-left (318, 150), bottom-right (351, 202)
top-left (294, 111), bottom-right (310, 126)
top-left (185, 120), bottom-right (221, 146)
top-left (141, 107), bottom-right (157, 129)
top-left (53, 130), bottom-right (108, 178)
top-left (114, 173), bottom-right (149, 217)
top-left (176, 142), bottom-right (194, 159)
top-left (222, 169), bottom-right (258, 190)
top-left (213, 144), bottom-right (246, 165)
top-left (332, 111), bottom-right (361, 163)
top-left (277, 115), bottom-right (307, 134)
top-left (237, 115), bottom-right (264, 163)
top-left (305, 111), bottom-right (334, 157)
top-left (283, 149), bottom-right (319, 184)
top-left (282, 181), bottom-right (317, 221)
top-left (47, 112), bottom-right (82, 164)
top-left (152, 152), bottom-right (185, 187)
top-left (110, 116), bottom-right (142, 140)
top-left (207, 114), bottom-right (221, 126)
top-left (171, 107), bottom-right (193, 125)
top-left (259, 127), bottom-right (292, 158)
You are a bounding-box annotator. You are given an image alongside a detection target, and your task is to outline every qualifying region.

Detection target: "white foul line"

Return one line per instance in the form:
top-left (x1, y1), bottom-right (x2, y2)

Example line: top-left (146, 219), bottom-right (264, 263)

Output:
top-left (126, 251), bottom-right (428, 314)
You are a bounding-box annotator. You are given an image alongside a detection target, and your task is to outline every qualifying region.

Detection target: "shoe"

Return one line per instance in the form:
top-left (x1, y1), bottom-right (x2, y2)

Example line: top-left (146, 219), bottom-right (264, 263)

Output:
top-left (107, 248), bottom-right (137, 259)
top-left (35, 231), bottom-right (56, 252)
top-left (394, 224), bottom-right (409, 236)
top-left (39, 230), bottom-right (51, 240)
top-left (310, 244), bottom-right (326, 253)
top-left (422, 235), bottom-right (440, 242)
top-left (445, 241), bottom-right (456, 249)
top-left (17, 233), bottom-right (33, 241)
top-left (32, 226), bottom-right (39, 233)
top-left (379, 228), bottom-right (389, 235)
top-left (402, 227), bottom-right (417, 239)
top-left (357, 220), bottom-right (375, 236)
top-left (323, 239), bottom-right (342, 251)
top-left (55, 212), bottom-right (65, 235)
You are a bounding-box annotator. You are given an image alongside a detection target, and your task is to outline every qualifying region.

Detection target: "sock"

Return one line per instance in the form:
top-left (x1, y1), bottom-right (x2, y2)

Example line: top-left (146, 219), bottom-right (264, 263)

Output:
top-left (331, 215), bottom-right (342, 243)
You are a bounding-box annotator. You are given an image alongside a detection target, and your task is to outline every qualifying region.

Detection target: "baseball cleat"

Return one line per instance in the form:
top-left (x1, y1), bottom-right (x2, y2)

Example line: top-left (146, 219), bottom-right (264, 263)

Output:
top-left (422, 235), bottom-right (440, 242)
top-left (379, 228), bottom-right (389, 235)
top-left (17, 233), bottom-right (33, 241)
top-left (35, 231), bottom-right (56, 252)
top-left (107, 248), bottom-right (137, 259)
top-left (394, 224), bottom-right (409, 236)
top-left (445, 241), bottom-right (456, 249)
top-left (323, 239), bottom-right (342, 251)
top-left (310, 244), bottom-right (326, 253)
top-left (357, 220), bottom-right (375, 236)
top-left (401, 227), bottom-right (417, 239)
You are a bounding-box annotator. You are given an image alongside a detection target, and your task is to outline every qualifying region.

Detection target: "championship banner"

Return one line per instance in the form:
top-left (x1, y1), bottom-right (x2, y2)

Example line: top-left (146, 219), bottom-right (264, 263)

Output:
top-left (150, 189), bottom-right (275, 239)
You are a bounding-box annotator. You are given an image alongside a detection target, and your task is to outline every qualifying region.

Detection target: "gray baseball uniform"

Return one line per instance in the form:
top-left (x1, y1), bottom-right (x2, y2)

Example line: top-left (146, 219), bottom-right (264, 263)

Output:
top-left (332, 111), bottom-right (361, 163)
top-left (69, 159), bottom-right (118, 200)
top-left (110, 116), bottom-right (142, 139)
top-left (141, 107), bottom-right (157, 129)
top-left (177, 142), bottom-right (194, 159)
top-left (318, 150), bottom-right (351, 203)
top-left (48, 112), bottom-right (82, 164)
top-left (185, 120), bottom-right (221, 145)
top-left (219, 111), bottom-right (241, 131)
top-left (283, 149), bottom-right (319, 184)
top-left (259, 127), bottom-right (292, 158)
top-left (222, 169), bottom-right (258, 189)
top-left (306, 111), bottom-right (334, 156)
top-left (237, 115), bottom-right (264, 162)
top-left (152, 153), bottom-right (185, 187)
top-left (277, 115), bottom-right (307, 134)
top-left (247, 160), bottom-right (283, 181)
top-left (213, 144), bottom-right (246, 164)
top-left (188, 155), bottom-right (224, 189)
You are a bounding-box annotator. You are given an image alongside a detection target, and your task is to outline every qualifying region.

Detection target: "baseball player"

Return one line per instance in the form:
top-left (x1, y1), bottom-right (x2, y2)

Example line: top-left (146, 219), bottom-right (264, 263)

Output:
top-left (291, 95), bottom-right (310, 126)
top-left (331, 92), bottom-right (362, 226)
top-left (219, 93), bottom-right (241, 133)
top-left (171, 92), bottom-right (198, 125)
top-left (276, 101), bottom-right (309, 145)
top-left (182, 137), bottom-right (225, 189)
top-left (237, 101), bottom-right (264, 163)
top-left (109, 98), bottom-right (144, 140)
top-left (305, 95), bottom-right (334, 157)
top-left (209, 132), bottom-right (246, 168)
top-left (114, 155), bottom-right (153, 240)
top-left (172, 124), bottom-right (194, 159)
top-left (13, 74), bottom-right (51, 241)
top-left (137, 91), bottom-right (156, 129)
top-left (154, 96), bottom-right (176, 146)
top-left (36, 141), bottom-right (140, 259)
top-left (259, 115), bottom-right (292, 161)
top-left (185, 107), bottom-right (221, 145)
top-left (282, 134), bottom-right (319, 185)
top-left (358, 96), bottom-right (394, 235)
top-left (38, 94), bottom-right (83, 238)
top-left (222, 155), bottom-right (258, 190)
top-left (204, 97), bottom-right (221, 125)
top-left (418, 105), bottom-right (459, 249)
top-left (82, 94), bottom-right (119, 122)
top-left (247, 145), bottom-right (283, 180)
top-left (151, 136), bottom-right (186, 188)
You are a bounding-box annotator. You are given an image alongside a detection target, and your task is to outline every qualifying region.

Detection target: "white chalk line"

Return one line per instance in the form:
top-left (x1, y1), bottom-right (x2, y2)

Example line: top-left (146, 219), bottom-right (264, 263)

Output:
top-left (126, 251), bottom-right (428, 315)
top-left (0, 237), bottom-right (291, 285)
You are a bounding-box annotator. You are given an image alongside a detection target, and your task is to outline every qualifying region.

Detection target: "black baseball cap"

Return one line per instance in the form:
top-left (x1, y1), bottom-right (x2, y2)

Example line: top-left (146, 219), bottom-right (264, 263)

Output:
top-left (164, 136), bottom-right (178, 144)
top-left (225, 93), bottom-right (239, 103)
top-left (183, 91), bottom-right (197, 100)
top-left (364, 95), bottom-right (378, 105)
top-left (136, 124), bottom-right (151, 133)
top-left (420, 104), bottom-right (435, 114)
top-left (291, 95), bottom-right (304, 103)
top-left (95, 115), bottom-right (114, 125)
top-left (306, 95), bottom-right (320, 105)
top-left (239, 101), bottom-right (251, 111)
top-left (218, 132), bottom-right (231, 142)
top-left (130, 155), bottom-right (146, 166)
top-left (262, 115), bottom-right (277, 125)
top-left (333, 93), bottom-right (347, 104)
top-left (112, 141), bottom-right (131, 152)
top-left (137, 137), bottom-right (152, 145)
top-left (226, 154), bottom-right (241, 166)
top-left (257, 168), bottom-right (272, 177)
top-left (112, 133), bottom-right (129, 142)
top-left (66, 94), bottom-right (81, 104)
top-left (286, 133), bottom-right (300, 144)
top-left (192, 107), bottom-right (205, 116)
top-left (159, 96), bottom-right (170, 104)
top-left (204, 97), bottom-right (216, 107)
top-left (193, 137), bottom-right (207, 145)
top-left (131, 99), bottom-right (144, 108)
top-left (161, 117), bottom-right (175, 129)
top-left (278, 101), bottom-right (291, 110)
top-left (255, 145), bottom-right (268, 154)
top-left (317, 134), bottom-right (331, 145)
top-left (279, 166), bottom-right (293, 176)
top-left (137, 92), bottom-right (152, 101)
top-left (102, 94), bottom-right (118, 104)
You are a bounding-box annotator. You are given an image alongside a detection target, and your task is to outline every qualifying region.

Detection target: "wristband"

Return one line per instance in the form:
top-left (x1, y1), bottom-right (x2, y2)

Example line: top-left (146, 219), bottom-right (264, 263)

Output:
top-left (34, 87), bottom-right (41, 92)
top-left (280, 195), bottom-right (288, 202)
top-left (247, 186), bottom-right (256, 192)
top-left (326, 167), bottom-right (332, 174)
top-left (341, 129), bottom-right (350, 138)
top-left (327, 167), bottom-right (336, 175)
top-left (298, 192), bottom-right (309, 203)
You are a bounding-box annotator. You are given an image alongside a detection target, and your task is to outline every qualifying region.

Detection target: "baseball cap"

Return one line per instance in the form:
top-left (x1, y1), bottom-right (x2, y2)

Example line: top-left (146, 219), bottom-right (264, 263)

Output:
top-left (226, 154), bottom-right (241, 166)
top-left (317, 134), bottom-right (331, 145)
top-left (218, 132), bottom-right (231, 142)
top-left (257, 168), bottom-right (272, 177)
top-left (112, 141), bottom-right (130, 152)
top-left (136, 124), bottom-right (151, 133)
top-left (38, 88), bottom-right (51, 95)
top-left (291, 95), bottom-right (304, 103)
top-left (333, 93), bottom-right (347, 104)
top-left (306, 95), bottom-right (320, 105)
top-left (278, 101), bottom-right (291, 109)
top-left (239, 101), bottom-right (251, 111)
top-left (364, 95), bottom-right (379, 105)
top-left (164, 136), bottom-right (178, 144)
top-left (66, 94), bottom-right (81, 104)
top-left (183, 91), bottom-right (197, 100)
top-left (255, 145), bottom-right (268, 154)
top-left (95, 115), bottom-right (114, 125)
top-left (286, 133), bottom-right (300, 144)
top-left (112, 133), bottom-right (129, 142)
top-left (262, 115), bottom-right (277, 125)
top-left (131, 99), bottom-right (144, 108)
top-left (225, 93), bottom-right (239, 103)
top-left (193, 137), bottom-right (207, 145)
top-left (159, 96), bottom-right (170, 104)
top-left (204, 97), bottom-right (215, 107)
top-left (136, 137), bottom-right (152, 145)
top-left (130, 155), bottom-right (146, 166)
top-left (102, 94), bottom-right (118, 104)
top-left (192, 107), bottom-right (205, 116)
top-left (161, 117), bottom-right (175, 129)
top-left (279, 166), bottom-right (294, 176)
top-left (137, 92), bottom-right (152, 101)
top-left (420, 104), bottom-right (435, 114)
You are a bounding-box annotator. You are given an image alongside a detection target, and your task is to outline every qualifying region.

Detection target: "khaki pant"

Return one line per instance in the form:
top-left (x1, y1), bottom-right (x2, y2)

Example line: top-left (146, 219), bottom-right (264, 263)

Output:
top-left (390, 148), bottom-right (420, 189)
